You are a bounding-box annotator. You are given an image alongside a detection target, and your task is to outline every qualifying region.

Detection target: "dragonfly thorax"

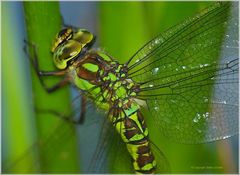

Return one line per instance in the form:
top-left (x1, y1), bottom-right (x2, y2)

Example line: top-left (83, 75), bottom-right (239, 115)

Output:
top-left (98, 64), bottom-right (141, 109)
top-left (68, 51), bottom-right (141, 110)
top-left (103, 76), bottom-right (138, 107)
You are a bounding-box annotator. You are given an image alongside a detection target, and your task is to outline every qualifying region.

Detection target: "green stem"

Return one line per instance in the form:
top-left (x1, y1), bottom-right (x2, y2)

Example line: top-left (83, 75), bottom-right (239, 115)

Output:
top-left (23, 2), bottom-right (80, 173)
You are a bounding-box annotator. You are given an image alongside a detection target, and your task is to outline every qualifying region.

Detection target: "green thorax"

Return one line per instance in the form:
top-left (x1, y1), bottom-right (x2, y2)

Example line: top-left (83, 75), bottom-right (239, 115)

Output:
top-left (68, 51), bottom-right (140, 111)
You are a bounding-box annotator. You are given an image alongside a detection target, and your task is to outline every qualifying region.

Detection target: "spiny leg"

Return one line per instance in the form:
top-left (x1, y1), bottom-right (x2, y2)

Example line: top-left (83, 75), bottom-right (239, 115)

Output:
top-left (35, 90), bottom-right (88, 125)
top-left (24, 39), bottom-right (69, 93)
top-left (36, 108), bottom-right (80, 125)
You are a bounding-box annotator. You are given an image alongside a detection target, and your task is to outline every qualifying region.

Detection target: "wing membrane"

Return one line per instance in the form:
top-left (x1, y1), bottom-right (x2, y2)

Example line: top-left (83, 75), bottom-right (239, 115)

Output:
top-left (126, 2), bottom-right (239, 143)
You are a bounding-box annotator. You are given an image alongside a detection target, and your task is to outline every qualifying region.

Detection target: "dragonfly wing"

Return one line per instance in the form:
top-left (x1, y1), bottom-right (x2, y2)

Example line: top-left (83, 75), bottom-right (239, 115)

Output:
top-left (144, 60), bottom-right (238, 144)
top-left (127, 2), bottom-right (239, 143)
top-left (150, 140), bottom-right (171, 173)
top-left (87, 112), bottom-right (134, 173)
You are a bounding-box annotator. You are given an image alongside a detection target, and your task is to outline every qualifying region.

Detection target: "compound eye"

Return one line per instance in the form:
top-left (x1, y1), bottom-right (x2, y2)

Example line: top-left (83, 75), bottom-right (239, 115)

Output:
top-left (58, 28), bottom-right (73, 39)
top-left (73, 29), bottom-right (94, 46)
top-left (53, 40), bottom-right (82, 69)
top-left (51, 28), bottom-right (73, 52)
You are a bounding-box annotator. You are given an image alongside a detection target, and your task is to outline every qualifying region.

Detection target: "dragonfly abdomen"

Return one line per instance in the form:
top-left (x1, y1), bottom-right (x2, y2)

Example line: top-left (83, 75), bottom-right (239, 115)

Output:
top-left (127, 141), bottom-right (156, 174)
top-left (111, 103), bottom-right (157, 174)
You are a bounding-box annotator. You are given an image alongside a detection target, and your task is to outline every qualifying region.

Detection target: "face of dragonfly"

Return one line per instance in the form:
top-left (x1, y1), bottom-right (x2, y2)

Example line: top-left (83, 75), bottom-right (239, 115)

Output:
top-left (52, 28), bottom-right (94, 70)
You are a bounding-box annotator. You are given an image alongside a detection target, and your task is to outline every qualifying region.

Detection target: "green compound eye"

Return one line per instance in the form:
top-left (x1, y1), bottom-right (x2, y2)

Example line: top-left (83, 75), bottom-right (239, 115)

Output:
top-left (73, 29), bottom-right (94, 46)
top-left (52, 28), bottom-right (73, 52)
top-left (53, 40), bottom-right (82, 69)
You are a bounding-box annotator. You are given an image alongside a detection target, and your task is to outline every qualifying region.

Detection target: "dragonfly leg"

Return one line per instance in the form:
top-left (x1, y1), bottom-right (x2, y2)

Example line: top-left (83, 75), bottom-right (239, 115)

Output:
top-left (36, 108), bottom-right (80, 125)
top-left (24, 39), bottom-right (69, 93)
top-left (35, 94), bottom-right (89, 125)
top-left (42, 77), bottom-right (70, 93)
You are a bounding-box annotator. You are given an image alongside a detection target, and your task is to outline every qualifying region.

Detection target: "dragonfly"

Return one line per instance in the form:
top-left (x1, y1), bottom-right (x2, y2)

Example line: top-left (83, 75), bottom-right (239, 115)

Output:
top-left (3, 1), bottom-right (238, 174)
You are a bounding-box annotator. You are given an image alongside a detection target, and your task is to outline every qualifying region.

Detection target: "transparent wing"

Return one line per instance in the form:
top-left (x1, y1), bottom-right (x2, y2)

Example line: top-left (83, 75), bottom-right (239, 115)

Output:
top-left (126, 2), bottom-right (239, 143)
top-left (87, 116), bottom-right (134, 173)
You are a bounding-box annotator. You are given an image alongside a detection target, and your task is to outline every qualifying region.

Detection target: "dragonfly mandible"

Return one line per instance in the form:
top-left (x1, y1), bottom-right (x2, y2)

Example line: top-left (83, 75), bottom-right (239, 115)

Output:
top-left (3, 1), bottom-right (238, 174)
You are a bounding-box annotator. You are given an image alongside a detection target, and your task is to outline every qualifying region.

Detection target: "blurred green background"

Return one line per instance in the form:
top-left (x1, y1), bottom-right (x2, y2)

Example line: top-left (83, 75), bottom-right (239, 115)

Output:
top-left (2, 1), bottom-right (238, 174)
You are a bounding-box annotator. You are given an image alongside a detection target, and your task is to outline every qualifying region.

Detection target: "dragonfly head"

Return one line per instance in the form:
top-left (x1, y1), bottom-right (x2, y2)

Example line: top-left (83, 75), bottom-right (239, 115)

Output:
top-left (52, 28), bottom-right (95, 70)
